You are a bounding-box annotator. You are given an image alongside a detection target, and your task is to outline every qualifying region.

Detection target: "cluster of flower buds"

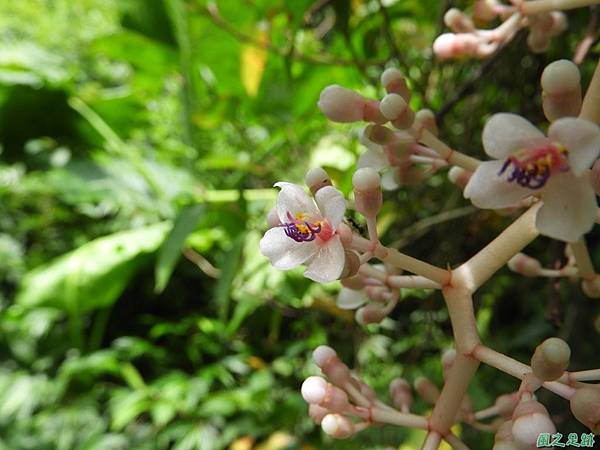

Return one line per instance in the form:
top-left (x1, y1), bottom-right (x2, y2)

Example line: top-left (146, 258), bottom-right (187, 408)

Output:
top-left (301, 346), bottom-right (375, 439)
top-left (337, 263), bottom-right (402, 325)
top-left (434, 1), bottom-right (567, 60)
top-left (318, 69), bottom-right (447, 190)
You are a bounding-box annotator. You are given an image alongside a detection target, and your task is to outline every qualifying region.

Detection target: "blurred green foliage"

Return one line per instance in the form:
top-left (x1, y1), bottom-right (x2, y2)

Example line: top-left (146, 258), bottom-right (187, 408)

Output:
top-left (0, 1), bottom-right (599, 449)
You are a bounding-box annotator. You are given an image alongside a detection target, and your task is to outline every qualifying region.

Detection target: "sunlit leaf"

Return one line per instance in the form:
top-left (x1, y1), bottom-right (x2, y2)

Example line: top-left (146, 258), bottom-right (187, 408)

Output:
top-left (16, 223), bottom-right (170, 312)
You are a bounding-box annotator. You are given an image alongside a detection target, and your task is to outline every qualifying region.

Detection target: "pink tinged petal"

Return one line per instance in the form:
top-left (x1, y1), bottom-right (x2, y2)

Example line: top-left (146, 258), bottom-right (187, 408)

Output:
top-left (274, 182), bottom-right (319, 223)
top-left (463, 160), bottom-right (531, 209)
top-left (337, 288), bottom-right (367, 310)
top-left (548, 117), bottom-right (600, 176)
top-left (259, 227), bottom-right (318, 270)
top-left (357, 148), bottom-right (387, 170)
top-left (536, 171), bottom-right (597, 243)
top-left (482, 113), bottom-right (545, 159)
top-left (315, 186), bottom-right (346, 228)
top-left (304, 235), bottom-right (345, 283)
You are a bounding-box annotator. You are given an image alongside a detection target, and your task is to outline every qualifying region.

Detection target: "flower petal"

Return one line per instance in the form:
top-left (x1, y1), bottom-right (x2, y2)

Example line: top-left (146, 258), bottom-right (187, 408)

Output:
top-left (548, 117), bottom-right (600, 176)
top-left (464, 160), bottom-right (532, 209)
top-left (336, 288), bottom-right (367, 310)
top-left (315, 186), bottom-right (346, 228)
top-left (259, 226), bottom-right (318, 270)
top-left (275, 182), bottom-right (319, 223)
top-left (536, 171), bottom-right (597, 242)
top-left (304, 235), bottom-right (345, 283)
top-left (482, 113), bottom-right (545, 159)
top-left (381, 169), bottom-right (399, 190)
top-left (357, 148), bottom-right (387, 170)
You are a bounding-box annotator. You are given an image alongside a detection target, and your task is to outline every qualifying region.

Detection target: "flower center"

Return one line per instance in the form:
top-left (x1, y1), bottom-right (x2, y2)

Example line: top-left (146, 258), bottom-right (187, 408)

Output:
top-left (281, 212), bottom-right (333, 243)
top-left (497, 143), bottom-right (569, 189)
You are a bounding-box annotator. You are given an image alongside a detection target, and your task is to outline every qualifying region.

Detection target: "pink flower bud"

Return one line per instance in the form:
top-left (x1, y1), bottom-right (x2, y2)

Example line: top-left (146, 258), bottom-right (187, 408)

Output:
top-left (267, 206), bottom-right (280, 228)
top-left (312, 345), bottom-right (353, 387)
top-left (444, 8), bottom-right (475, 33)
top-left (301, 376), bottom-right (351, 412)
top-left (414, 109), bottom-right (438, 136)
top-left (364, 124), bottom-right (396, 145)
top-left (507, 253), bottom-right (542, 277)
top-left (352, 168), bottom-right (382, 218)
top-left (318, 85), bottom-right (366, 123)
top-left (433, 33), bottom-right (480, 60)
top-left (341, 274), bottom-right (365, 290)
top-left (313, 345), bottom-right (337, 368)
top-left (384, 133), bottom-right (418, 163)
top-left (582, 275), bottom-right (600, 298)
top-left (530, 337), bottom-right (570, 381)
top-left (414, 376), bottom-right (440, 404)
top-left (389, 378), bottom-right (413, 411)
top-left (381, 68), bottom-right (411, 102)
top-left (309, 404), bottom-right (330, 424)
top-left (380, 93), bottom-right (415, 129)
top-left (301, 376), bottom-right (328, 404)
top-left (474, 0), bottom-right (499, 23)
top-left (541, 59), bottom-right (581, 121)
top-left (570, 386), bottom-right (600, 433)
top-left (527, 30), bottom-right (549, 54)
top-left (305, 167), bottom-right (332, 194)
top-left (448, 166), bottom-right (472, 188)
top-left (355, 303), bottom-right (387, 325)
top-left (511, 400), bottom-right (556, 449)
top-left (495, 392), bottom-right (519, 418)
top-left (365, 285), bottom-right (388, 302)
top-left (337, 222), bottom-right (354, 247)
top-left (548, 11), bottom-right (567, 37)
top-left (321, 414), bottom-right (355, 439)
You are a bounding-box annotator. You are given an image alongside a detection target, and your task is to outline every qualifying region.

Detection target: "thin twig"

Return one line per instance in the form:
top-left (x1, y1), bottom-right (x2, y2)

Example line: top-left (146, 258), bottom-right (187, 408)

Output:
top-left (376, 0), bottom-right (403, 64)
top-left (202, 3), bottom-right (386, 68)
top-left (391, 206), bottom-right (476, 249)
top-left (435, 36), bottom-right (516, 124)
top-left (574, 6), bottom-right (600, 64)
top-left (182, 247), bottom-right (221, 278)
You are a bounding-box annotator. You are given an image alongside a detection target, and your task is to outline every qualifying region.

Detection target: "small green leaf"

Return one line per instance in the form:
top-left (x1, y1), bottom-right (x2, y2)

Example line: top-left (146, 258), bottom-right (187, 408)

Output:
top-left (215, 233), bottom-right (245, 320)
top-left (155, 204), bottom-right (203, 293)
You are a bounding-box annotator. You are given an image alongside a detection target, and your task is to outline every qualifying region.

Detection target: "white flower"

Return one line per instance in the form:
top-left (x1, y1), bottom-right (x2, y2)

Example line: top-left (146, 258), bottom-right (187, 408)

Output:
top-left (259, 182), bottom-right (346, 282)
top-left (464, 113), bottom-right (600, 242)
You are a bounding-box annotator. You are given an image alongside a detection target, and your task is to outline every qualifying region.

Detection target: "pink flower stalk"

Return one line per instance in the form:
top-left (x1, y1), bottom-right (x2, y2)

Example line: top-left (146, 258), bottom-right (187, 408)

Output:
top-left (260, 182), bottom-right (347, 282)
top-left (464, 113), bottom-right (600, 242)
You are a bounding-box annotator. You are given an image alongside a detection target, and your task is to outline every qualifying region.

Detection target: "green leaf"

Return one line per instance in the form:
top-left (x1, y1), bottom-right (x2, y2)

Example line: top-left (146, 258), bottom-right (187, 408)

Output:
top-left (155, 204), bottom-right (203, 293)
top-left (215, 232), bottom-right (246, 320)
top-left (16, 223), bottom-right (170, 312)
